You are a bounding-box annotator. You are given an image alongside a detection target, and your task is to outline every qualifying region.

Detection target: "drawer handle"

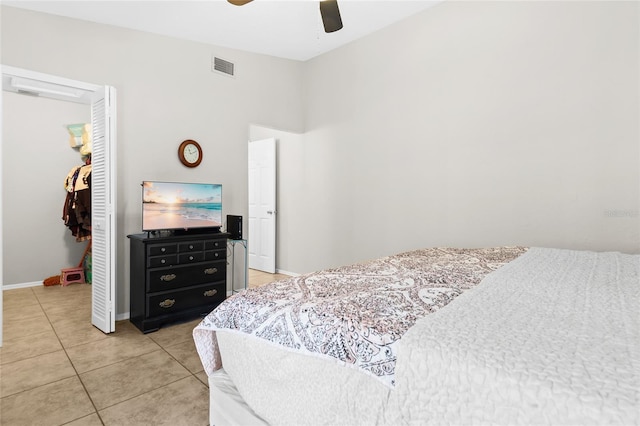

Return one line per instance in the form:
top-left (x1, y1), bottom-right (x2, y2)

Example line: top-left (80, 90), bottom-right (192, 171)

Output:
top-left (160, 274), bottom-right (177, 281)
top-left (161, 247), bottom-right (166, 253)
top-left (204, 289), bottom-right (218, 297)
top-left (204, 268), bottom-right (218, 275)
top-left (189, 255), bottom-right (194, 261)
top-left (189, 244), bottom-right (194, 249)
top-left (159, 299), bottom-right (175, 308)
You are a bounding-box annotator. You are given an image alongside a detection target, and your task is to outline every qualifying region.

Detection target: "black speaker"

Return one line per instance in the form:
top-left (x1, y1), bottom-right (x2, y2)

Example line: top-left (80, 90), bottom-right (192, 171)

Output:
top-left (227, 215), bottom-right (242, 240)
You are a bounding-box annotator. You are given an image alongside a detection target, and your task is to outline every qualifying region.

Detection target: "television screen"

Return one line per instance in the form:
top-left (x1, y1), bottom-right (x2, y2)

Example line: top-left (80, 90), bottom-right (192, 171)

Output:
top-left (142, 181), bottom-right (222, 232)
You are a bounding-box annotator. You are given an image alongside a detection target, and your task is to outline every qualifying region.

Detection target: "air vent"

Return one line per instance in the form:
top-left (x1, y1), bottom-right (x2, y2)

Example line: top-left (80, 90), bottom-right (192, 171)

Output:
top-left (212, 56), bottom-right (235, 77)
top-left (17, 89), bottom-right (40, 97)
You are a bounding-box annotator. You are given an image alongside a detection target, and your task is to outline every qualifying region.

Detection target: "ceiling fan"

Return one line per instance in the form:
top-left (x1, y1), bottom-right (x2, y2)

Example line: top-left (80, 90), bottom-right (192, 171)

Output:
top-left (228, 0), bottom-right (343, 33)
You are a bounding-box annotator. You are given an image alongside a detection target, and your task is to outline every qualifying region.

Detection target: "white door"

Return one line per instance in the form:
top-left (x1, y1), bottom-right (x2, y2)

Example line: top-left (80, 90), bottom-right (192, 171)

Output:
top-left (90, 86), bottom-right (117, 333)
top-left (248, 138), bottom-right (276, 273)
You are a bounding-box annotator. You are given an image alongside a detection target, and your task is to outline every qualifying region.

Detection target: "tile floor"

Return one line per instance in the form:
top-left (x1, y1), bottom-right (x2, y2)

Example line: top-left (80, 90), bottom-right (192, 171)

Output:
top-left (0, 269), bottom-right (289, 426)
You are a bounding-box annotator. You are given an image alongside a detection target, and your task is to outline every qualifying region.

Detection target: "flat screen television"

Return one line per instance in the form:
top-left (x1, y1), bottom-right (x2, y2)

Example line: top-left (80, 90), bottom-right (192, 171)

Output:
top-left (142, 181), bottom-right (222, 233)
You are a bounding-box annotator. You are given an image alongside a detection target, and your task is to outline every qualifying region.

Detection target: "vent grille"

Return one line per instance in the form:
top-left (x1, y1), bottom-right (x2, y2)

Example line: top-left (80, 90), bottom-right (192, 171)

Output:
top-left (16, 89), bottom-right (40, 97)
top-left (213, 57), bottom-right (234, 76)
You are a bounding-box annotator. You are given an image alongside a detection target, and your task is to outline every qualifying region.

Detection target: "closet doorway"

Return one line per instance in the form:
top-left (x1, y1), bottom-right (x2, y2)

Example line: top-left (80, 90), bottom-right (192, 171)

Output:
top-left (0, 66), bottom-right (117, 344)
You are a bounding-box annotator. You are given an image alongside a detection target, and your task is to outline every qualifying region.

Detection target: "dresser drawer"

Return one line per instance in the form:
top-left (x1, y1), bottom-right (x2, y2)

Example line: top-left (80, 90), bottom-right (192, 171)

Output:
top-left (178, 241), bottom-right (204, 252)
top-left (147, 261), bottom-right (226, 292)
top-left (178, 252), bottom-right (205, 264)
top-left (148, 243), bottom-right (177, 257)
top-left (147, 282), bottom-right (226, 317)
top-left (205, 240), bottom-right (226, 250)
top-left (148, 255), bottom-right (178, 268)
top-left (204, 250), bottom-right (225, 261)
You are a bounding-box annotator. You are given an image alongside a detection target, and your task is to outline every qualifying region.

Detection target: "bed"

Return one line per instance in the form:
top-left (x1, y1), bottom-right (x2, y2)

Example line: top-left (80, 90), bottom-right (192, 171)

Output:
top-left (193, 246), bottom-right (640, 425)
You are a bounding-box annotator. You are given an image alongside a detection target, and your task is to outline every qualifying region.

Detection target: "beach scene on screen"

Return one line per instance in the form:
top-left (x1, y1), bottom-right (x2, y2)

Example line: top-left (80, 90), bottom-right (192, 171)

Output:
top-left (143, 181), bottom-right (222, 230)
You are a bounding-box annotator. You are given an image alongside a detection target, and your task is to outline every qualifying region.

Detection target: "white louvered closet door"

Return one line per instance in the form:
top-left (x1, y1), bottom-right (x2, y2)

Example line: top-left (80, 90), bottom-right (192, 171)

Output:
top-left (91, 86), bottom-right (117, 333)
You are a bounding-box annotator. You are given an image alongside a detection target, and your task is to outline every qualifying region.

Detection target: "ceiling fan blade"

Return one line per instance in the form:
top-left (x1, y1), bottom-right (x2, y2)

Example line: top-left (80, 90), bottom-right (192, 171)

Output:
top-left (319, 0), bottom-right (343, 33)
top-left (228, 0), bottom-right (253, 5)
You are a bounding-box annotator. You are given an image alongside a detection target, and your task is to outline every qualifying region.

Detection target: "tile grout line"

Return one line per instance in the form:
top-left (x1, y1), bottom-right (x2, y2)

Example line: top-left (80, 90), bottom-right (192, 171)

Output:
top-left (2, 272), bottom-right (282, 425)
top-left (34, 286), bottom-right (108, 426)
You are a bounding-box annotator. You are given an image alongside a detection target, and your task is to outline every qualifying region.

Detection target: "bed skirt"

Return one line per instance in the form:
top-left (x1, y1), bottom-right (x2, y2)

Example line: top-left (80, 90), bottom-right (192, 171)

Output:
top-left (208, 368), bottom-right (268, 426)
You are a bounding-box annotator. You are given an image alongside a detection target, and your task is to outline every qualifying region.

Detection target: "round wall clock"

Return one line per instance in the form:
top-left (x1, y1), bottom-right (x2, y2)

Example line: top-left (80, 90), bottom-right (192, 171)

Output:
top-left (178, 139), bottom-right (203, 168)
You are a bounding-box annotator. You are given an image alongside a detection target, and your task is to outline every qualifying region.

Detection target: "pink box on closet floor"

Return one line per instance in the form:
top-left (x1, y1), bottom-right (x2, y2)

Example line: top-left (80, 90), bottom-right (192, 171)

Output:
top-left (61, 267), bottom-right (85, 286)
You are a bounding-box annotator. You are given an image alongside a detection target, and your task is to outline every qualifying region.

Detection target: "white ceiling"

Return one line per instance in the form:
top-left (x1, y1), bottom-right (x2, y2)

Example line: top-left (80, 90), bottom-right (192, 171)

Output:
top-left (2, 0), bottom-right (441, 61)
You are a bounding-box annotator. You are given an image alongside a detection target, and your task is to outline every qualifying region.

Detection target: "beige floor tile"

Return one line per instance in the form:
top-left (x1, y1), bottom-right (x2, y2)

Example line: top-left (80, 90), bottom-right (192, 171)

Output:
top-left (65, 413), bottom-right (105, 426)
top-left (48, 311), bottom-right (94, 331)
top-left (2, 311), bottom-right (53, 341)
top-left (33, 282), bottom-right (91, 298)
top-left (1, 350), bottom-right (76, 397)
top-left (99, 376), bottom-right (209, 426)
top-left (248, 269), bottom-right (290, 288)
top-left (2, 302), bottom-right (46, 322)
top-left (49, 310), bottom-right (93, 326)
top-left (1, 376), bottom-right (96, 425)
top-left (147, 317), bottom-right (202, 348)
top-left (40, 295), bottom-right (91, 311)
top-left (3, 302), bottom-right (45, 321)
top-left (113, 319), bottom-right (143, 333)
top-left (66, 330), bottom-right (162, 374)
top-left (80, 349), bottom-right (191, 410)
top-left (0, 272), bottom-right (290, 426)
top-left (54, 320), bottom-right (111, 349)
top-left (2, 287), bottom-right (38, 307)
top-left (50, 301), bottom-right (92, 313)
top-left (0, 328), bottom-right (62, 365)
top-left (194, 370), bottom-right (209, 387)
top-left (164, 340), bottom-right (205, 374)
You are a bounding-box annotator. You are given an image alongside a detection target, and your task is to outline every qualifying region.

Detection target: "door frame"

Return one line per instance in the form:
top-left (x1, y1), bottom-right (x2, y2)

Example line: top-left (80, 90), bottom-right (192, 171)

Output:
top-left (0, 65), bottom-right (117, 345)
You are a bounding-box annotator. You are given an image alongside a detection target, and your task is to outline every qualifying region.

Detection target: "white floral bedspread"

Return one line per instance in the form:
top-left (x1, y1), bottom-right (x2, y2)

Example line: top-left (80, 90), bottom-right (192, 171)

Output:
top-left (193, 246), bottom-right (527, 388)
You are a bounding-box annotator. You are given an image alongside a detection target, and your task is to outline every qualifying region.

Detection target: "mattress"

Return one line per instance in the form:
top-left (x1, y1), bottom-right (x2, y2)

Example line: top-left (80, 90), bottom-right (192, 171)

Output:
top-left (385, 247), bottom-right (640, 425)
top-left (194, 247), bottom-right (640, 425)
top-left (194, 246), bottom-right (526, 424)
top-left (213, 330), bottom-right (389, 425)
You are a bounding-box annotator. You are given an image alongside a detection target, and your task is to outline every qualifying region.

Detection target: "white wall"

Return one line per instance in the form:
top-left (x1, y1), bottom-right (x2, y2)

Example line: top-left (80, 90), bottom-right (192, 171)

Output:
top-left (1, 6), bottom-right (304, 315)
top-left (2, 92), bottom-right (90, 284)
top-left (282, 0), bottom-right (639, 273)
top-left (2, 2), bottom-right (638, 306)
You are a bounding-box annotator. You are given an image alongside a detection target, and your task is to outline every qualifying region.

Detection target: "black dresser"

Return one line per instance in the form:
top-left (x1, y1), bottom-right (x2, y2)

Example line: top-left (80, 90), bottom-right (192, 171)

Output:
top-left (127, 232), bottom-right (229, 333)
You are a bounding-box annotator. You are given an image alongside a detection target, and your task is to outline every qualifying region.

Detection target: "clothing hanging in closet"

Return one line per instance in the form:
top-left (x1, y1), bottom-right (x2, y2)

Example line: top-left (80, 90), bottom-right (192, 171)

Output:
top-left (63, 163), bottom-right (92, 242)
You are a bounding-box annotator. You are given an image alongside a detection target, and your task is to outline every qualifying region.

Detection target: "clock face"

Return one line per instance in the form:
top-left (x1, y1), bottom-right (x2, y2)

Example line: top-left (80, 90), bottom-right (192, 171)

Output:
top-left (178, 140), bottom-right (202, 167)
top-left (184, 143), bottom-right (199, 163)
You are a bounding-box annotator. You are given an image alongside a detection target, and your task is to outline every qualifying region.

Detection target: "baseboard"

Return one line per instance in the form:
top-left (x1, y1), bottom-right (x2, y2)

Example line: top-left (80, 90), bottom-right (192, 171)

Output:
top-left (275, 269), bottom-right (299, 277)
top-left (3, 281), bottom-right (42, 290)
top-left (116, 312), bottom-right (130, 321)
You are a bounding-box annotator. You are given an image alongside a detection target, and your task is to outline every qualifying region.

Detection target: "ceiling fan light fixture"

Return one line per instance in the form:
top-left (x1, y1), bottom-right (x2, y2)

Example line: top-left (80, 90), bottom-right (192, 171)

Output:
top-left (320, 0), bottom-right (343, 33)
top-left (227, 0), bottom-right (344, 33)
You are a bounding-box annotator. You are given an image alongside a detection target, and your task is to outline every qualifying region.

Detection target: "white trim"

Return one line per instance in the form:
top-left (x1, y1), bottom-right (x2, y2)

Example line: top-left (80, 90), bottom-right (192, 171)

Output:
top-left (4, 281), bottom-right (53, 290)
top-left (275, 269), bottom-right (299, 277)
top-left (2, 65), bottom-right (100, 92)
top-left (0, 69), bottom-right (3, 347)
